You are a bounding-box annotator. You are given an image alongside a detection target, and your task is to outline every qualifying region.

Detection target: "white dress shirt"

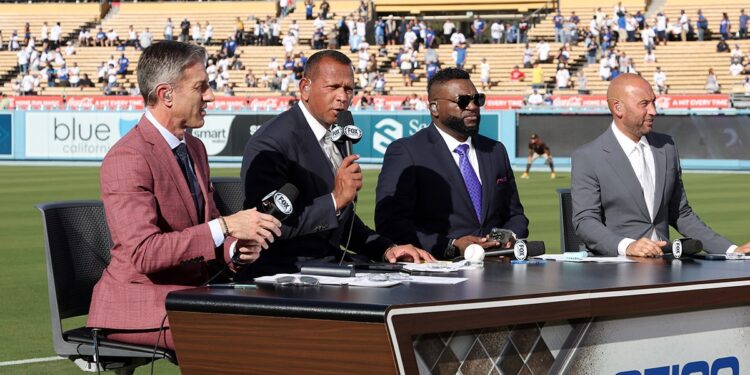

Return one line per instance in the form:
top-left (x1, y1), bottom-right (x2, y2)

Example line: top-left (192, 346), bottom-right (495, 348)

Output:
top-left (145, 111), bottom-right (225, 247)
top-left (298, 102), bottom-right (342, 213)
top-left (434, 124), bottom-right (482, 182)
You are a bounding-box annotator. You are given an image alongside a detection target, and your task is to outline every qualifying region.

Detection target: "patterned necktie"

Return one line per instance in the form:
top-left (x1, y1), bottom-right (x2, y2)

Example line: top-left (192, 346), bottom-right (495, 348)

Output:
top-left (322, 130), bottom-right (343, 172)
top-left (454, 144), bottom-right (482, 221)
top-left (174, 143), bottom-right (204, 222)
top-left (638, 143), bottom-right (655, 220)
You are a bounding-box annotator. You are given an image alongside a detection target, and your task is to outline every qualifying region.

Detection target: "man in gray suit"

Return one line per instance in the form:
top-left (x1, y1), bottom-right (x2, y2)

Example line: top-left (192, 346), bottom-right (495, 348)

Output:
top-left (571, 74), bottom-right (750, 257)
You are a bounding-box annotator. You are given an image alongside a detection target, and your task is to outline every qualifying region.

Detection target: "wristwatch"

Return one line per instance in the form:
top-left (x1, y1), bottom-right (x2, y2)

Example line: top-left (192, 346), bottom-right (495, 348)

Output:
top-left (445, 238), bottom-right (457, 258)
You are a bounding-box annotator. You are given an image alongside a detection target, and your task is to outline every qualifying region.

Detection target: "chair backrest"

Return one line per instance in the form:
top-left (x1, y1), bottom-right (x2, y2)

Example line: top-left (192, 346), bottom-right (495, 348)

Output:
top-left (212, 176), bottom-right (244, 216)
top-left (557, 188), bottom-right (586, 253)
top-left (37, 201), bottom-right (112, 354)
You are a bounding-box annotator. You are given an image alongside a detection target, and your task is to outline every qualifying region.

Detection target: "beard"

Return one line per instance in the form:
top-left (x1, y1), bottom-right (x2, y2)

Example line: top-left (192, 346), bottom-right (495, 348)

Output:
top-left (443, 114), bottom-right (480, 137)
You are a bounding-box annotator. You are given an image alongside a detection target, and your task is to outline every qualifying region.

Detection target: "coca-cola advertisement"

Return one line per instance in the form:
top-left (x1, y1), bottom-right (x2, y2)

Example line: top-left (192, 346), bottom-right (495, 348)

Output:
top-left (8, 96), bottom-right (64, 110)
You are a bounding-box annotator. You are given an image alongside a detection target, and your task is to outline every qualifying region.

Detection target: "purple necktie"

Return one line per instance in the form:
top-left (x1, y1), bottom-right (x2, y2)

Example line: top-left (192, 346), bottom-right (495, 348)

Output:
top-left (454, 144), bottom-right (482, 220)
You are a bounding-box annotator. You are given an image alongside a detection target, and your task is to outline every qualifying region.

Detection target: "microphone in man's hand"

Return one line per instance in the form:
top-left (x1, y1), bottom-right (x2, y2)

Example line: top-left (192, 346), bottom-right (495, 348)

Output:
top-left (258, 183), bottom-right (299, 221)
top-left (663, 238), bottom-right (703, 259)
top-left (332, 111), bottom-right (363, 157)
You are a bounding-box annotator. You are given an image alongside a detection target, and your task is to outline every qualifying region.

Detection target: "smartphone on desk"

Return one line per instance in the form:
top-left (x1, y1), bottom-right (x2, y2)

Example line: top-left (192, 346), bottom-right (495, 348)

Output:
top-left (354, 263), bottom-right (405, 272)
top-left (692, 253), bottom-right (726, 260)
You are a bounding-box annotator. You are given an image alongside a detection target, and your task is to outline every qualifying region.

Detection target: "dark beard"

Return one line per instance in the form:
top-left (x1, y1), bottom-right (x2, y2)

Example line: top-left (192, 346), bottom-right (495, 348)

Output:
top-left (443, 114), bottom-right (480, 137)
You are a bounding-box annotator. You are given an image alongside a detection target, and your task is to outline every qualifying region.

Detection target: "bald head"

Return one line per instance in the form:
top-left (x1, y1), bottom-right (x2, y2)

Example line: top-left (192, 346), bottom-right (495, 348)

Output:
top-left (606, 73), bottom-right (657, 142)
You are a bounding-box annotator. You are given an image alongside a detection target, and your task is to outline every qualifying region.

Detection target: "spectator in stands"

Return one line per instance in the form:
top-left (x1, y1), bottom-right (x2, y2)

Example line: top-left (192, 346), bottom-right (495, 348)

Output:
top-left (270, 18), bottom-right (281, 46)
top-left (720, 13), bottom-right (731, 41)
top-left (694, 10), bottom-right (708, 41)
top-left (164, 18), bottom-right (174, 41)
top-left (706, 68), bottom-right (720, 93)
top-left (21, 72), bottom-right (37, 95)
top-left (506, 23), bottom-right (517, 44)
top-left (45, 63), bottom-right (56, 87)
top-left (556, 64), bottom-right (570, 89)
top-left (337, 16), bottom-right (350, 47)
top-left (472, 15), bottom-right (486, 44)
top-left (527, 89), bottom-right (544, 106)
top-left (57, 63), bottom-right (69, 87)
top-left (577, 71), bottom-right (589, 94)
top-left (245, 69), bottom-right (258, 87)
top-left (599, 58), bottom-right (612, 81)
top-left (717, 37), bottom-right (730, 53)
top-left (320, 0), bottom-right (330, 19)
top-left (40, 21), bottom-right (48, 45)
top-left (739, 9), bottom-right (749, 40)
top-left (677, 10), bottom-right (689, 42)
top-left (510, 65), bottom-right (525, 81)
top-left (180, 18), bottom-right (191, 43)
top-left (49, 22), bottom-right (61, 49)
top-left (550, 11), bottom-right (564, 43)
top-left (655, 12), bottom-right (668, 46)
top-left (400, 52), bottom-right (413, 87)
top-left (556, 46), bottom-right (570, 66)
top-left (644, 49), bottom-right (657, 64)
top-left (522, 43), bottom-right (533, 68)
top-left (585, 36), bottom-right (598, 64)
top-left (730, 60), bottom-right (744, 76)
top-left (653, 66), bottom-right (667, 94)
top-left (117, 53), bottom-right (129, 77)
top-left (454, 42), bottom-right (467, 70)
top-left (356, 16), bottom-right (367, 42)
top-left (230, 55), bottom-right (244, 70)
top-left (744, 77), bottom-right (750, 94)
top-left (450, 28), bottom-right (466, 47)
top-left (641, 23), bottom-right (655, 51)
top-left (305, 0), bottom-right (314, 20)
top-left (531, 62), bottom-right (544, 90)
top-left (107, 63), bottom-right (118, 88)
top-left (139, 27), bottom-right (153, 50)
top-left (403, 27), bottom-right (416, 50)
top-left (224, 35), bottom-right (238, 57)
top-left (311, 26), bottom-right (325, 49)
top-left (95, 27), bottom-right (106, 47)
top-left (490, 20), bottom-right (504, 44)
top-left (17, 48), bottom-right (29, 74)
top-left (625, 12), bottom-right (637, 42)
top-left (192, 22), bottom-right (202, 45)
top-left (69, 62), bottom-right (80, 88)
top-left (255, 20), bottom-right (267, 46)
top-left (78, 28), bottom-right (90, 47)
top-left (224, 82), bottom-right (236, 97)
top-left (203, 22), bottom-right (213, 46)
top-left (106, 28), bottom-right (118, 47)
top-left (477, 57), bottom-right (491, 90)
top-left (518, 18), bottom-right (530, 44)
top-left (536, 39), bottom-right (550, 63)
top-left (373, 72), bottom-right (386, 94)
top-left (442, 19), bottom-right (454, 44)
top-left (96, 62), bottom-right (106, 84)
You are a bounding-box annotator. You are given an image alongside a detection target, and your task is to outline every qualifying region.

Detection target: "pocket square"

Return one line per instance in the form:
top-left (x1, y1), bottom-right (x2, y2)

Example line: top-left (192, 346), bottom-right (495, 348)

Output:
top-left (496, 177), bottom-right (508, 184)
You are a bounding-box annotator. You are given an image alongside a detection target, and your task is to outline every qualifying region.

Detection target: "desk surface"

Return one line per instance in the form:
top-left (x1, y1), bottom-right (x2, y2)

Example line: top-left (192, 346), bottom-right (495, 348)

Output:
top-left (166, 258), bottom-right (750, 323)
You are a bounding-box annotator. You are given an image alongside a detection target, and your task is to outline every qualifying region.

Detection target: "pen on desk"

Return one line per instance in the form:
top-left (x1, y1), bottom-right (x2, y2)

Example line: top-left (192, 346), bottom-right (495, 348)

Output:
top-left (208, 283), bottom-right (258, 289)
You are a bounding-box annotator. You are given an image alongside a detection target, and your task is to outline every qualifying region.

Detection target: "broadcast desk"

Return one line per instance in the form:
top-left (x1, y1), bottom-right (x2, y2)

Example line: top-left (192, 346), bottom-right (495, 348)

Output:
top-left (166, 259), bottom-right (750, 374)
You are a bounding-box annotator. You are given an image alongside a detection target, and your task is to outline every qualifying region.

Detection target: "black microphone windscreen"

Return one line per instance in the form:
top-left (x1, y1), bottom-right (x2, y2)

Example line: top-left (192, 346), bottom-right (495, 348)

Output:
top-left (277, 183), bottom-right (299, 204)
top-left (681, 239), bottom-right (703, 256)
top-left (336, 110), bottom-right (355, 127)
top-left (525, 241), bottom-right (546, 257)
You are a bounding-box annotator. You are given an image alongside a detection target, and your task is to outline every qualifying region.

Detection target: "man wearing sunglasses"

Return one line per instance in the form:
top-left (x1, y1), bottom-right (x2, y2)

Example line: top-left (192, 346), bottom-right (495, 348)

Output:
top-left (376, 68), bottom-right (529, 259)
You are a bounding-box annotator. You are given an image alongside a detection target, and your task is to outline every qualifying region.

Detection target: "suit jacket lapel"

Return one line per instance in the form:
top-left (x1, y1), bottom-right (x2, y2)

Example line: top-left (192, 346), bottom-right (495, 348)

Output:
top-left (139, 117), bottom-right (200, 225)
top-left (648, 135), bottom-right (667, 211)
top-left (293, 105), bottom-right (336, 189)
top-left (186, 135), bottom-right (209, 223)
top-left (601, 128), bottom-right (651, 220)
top-left (475, 137), bottom-right (493, 225)
top-left (427, 125), bottom-right (479, 224)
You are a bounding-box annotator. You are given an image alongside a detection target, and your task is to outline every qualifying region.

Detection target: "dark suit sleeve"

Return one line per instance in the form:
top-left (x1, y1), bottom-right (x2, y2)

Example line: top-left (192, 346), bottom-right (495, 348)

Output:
top-left (341, 208), bottom-right (394, 260)
top-left (666, 144), bottom-right (733, 253)
top-left (571, 148), bottom-right (623, 256)
top-left (241, 131), bottom-right (339, 240)
top-left (498, 145), bottom-right (529, 239)
top-left (375, 140), bottom-right (424, 249)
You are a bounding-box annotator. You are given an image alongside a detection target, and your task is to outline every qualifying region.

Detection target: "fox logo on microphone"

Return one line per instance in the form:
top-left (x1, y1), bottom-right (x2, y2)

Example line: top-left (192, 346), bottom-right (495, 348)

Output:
top-left (343, 125), bottom-right (363, 140)
top-left (514, 240), bottom-right (527, 260)
top-left (273, 192), bottom-right (293, 216)
top-left (331, 125), bottom-right (343, 142)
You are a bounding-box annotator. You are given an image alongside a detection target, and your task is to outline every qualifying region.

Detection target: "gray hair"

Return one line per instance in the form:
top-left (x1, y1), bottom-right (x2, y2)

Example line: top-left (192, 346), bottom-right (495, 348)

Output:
top-left (137, 41), bottom-right (207, 105)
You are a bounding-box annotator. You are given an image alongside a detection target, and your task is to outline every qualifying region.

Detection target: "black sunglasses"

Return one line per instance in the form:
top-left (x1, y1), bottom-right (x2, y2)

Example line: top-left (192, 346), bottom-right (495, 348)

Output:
top-left (433, 93), bottom-right (486, 109)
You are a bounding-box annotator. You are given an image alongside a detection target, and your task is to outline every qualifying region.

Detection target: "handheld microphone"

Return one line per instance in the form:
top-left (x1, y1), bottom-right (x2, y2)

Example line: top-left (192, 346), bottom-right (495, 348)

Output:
top-left (258, 183), bottom-right (299, 221)
top-left (333, 111), bottom-right (363, 157)
top-left (485, 240), bottom-right (546, 260)
top-left (455, 240), bottom-right (546, 261)
top-left (663, 238), bottom-right (703, 259)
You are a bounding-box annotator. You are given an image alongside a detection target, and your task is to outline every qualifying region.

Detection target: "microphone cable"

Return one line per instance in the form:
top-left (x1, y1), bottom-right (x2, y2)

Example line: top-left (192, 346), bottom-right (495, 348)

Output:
top-left (338, 197), bottom-right (358, 265)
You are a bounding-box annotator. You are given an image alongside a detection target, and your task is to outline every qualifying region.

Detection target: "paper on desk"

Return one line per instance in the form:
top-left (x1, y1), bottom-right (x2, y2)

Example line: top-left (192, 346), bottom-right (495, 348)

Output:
top-left (533, 254), bottom-right (636, 263)
top-left (401, 260), bottom-right (481, 273)
top-left (254, 273), bottom-right (466, 287)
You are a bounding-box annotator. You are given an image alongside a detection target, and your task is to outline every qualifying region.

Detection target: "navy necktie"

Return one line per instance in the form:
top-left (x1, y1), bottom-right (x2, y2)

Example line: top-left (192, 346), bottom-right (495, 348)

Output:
top-left (454, 144), bottom-right (482, 221)
top-left (174, 143), bottom-right (204, 222)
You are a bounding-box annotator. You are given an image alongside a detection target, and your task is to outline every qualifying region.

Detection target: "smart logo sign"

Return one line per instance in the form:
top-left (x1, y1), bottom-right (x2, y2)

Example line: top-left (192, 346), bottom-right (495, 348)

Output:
top-left (25, 112), bottom-right (135, 158)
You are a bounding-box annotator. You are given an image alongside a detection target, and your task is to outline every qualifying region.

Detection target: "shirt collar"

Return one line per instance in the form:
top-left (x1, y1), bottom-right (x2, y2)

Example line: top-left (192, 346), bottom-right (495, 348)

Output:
top-left (298, 101), bottom-right (329, 143)
top-left (434, 123), bottom-right (473, 153)
top-left (611, 121), bottom-right (649, 155)
top-left (145, 110), bottom-right (184, 149)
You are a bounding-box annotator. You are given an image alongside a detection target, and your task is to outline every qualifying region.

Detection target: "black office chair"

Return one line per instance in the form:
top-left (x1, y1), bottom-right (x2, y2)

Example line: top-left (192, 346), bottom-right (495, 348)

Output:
top-left (211, 176), bottom-right (244, 216)
top-left (37, 201), bottom-right (176, 374)
top-left (557, 188), bottom-right (586, 253)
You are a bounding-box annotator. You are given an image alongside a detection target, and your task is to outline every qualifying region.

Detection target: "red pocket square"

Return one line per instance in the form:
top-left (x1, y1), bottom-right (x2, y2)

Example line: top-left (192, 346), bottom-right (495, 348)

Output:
top-left (496, 177), bottom-right (508, 184)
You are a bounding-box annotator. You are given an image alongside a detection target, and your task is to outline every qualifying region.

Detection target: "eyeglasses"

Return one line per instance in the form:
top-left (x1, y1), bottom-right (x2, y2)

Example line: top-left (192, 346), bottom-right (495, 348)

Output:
top-left (432, 93), bottom-right (486, 109)
top-left (275, 275), bottom-right (321, 287)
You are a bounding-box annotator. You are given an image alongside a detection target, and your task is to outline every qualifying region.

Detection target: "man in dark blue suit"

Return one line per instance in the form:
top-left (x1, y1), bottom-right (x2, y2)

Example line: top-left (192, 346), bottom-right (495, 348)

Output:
top-left (238, 50), bottom-right (433, 280)
top-left (376, 68), bottom-right (528, 259)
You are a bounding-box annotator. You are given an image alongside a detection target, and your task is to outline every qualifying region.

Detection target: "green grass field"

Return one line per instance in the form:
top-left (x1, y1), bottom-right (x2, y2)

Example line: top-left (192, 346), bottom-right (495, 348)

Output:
top-left (0, 166), bottom-right (747, 374)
